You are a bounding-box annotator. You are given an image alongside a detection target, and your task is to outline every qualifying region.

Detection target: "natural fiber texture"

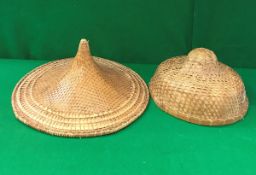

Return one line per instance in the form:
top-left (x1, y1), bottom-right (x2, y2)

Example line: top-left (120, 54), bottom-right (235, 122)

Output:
top-left (12, 39), bottom-right (149, 137)
top-left (150, 48), bottom-right (248, 126)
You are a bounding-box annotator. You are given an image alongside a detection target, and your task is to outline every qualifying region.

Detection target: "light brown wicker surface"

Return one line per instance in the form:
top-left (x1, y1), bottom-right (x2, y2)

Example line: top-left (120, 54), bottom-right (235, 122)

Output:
top-left (12, 39), bottom-right (149, 137)
top-left (150, 48), bottom-right (248, 126)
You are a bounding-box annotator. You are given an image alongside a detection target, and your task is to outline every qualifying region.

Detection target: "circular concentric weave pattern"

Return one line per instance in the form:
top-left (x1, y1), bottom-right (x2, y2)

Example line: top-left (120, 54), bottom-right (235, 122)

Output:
top-left (12, 39), bottom-right (149, 137)
top-left (150, 48), bottom-right (248, 126)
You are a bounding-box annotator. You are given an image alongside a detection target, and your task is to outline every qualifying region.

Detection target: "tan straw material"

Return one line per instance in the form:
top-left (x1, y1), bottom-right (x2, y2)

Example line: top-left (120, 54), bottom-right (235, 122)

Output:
top-left (150, 48), bottom-right (248, 126)
top-left (12, 39), bottom-right (149, 137)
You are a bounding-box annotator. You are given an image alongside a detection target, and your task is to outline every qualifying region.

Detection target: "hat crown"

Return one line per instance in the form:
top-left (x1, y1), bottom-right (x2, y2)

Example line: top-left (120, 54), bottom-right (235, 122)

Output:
top-left (187, 48), bottom-right (217, 63)
top-left (37, 39), bottom-right (130, 114)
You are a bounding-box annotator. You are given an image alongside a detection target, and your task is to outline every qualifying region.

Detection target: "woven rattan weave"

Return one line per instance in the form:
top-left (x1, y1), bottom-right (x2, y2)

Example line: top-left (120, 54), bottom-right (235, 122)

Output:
top-left (150, 48), bottom-right (248, 126)
top-left (12, 39), bottom-right (149, 137)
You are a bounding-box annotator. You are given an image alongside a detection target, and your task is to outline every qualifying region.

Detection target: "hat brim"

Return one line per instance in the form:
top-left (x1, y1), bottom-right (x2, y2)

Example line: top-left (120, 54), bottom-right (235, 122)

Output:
top-left (12, 57), bottom-right (149, 137)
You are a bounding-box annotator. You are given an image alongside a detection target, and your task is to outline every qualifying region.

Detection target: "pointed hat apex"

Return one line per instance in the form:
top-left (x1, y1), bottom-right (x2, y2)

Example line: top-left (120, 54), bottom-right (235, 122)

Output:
top-left (75, 38), bottom-right (92, 61)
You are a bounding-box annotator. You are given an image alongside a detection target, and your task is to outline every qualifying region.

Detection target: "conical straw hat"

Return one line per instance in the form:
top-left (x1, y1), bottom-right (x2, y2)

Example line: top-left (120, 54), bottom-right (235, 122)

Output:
top-left (150, 48), bottom-right (248, 126)
top-left (12, 39), bottom-right (149, 137)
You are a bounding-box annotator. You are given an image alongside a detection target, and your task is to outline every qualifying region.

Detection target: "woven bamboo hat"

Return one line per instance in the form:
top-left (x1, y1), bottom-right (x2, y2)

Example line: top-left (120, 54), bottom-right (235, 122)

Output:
top-left (12, 39), bottom-right (149, 137)
top-left (150, 48), bottom-right (248, 126)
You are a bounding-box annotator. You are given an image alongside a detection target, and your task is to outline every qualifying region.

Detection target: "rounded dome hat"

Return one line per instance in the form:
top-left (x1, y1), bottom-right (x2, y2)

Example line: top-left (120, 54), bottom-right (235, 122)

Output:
top-left (12, 39), bottom-right (149, 137)
top-left (150, 48), bottom-right (248, 126)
